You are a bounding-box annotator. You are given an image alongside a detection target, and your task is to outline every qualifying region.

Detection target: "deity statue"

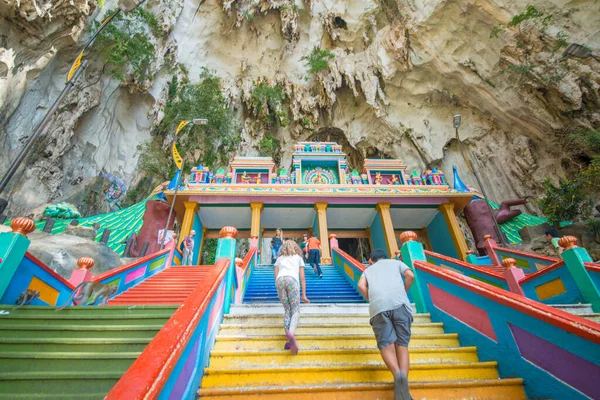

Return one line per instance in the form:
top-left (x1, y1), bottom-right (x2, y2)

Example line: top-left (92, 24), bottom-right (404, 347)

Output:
top-left (374, 171), bottom-right (382, 185)
top-left (387, 174), bottom-right (399, 185)
top-left (256, 173), bottom-right (262, 184)
top-left (241, 171), bottom-right (251, 184)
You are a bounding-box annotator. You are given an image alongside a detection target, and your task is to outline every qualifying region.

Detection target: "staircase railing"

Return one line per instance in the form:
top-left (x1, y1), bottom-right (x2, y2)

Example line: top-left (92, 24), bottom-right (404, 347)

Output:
top-left (480, 235), bottom-right (557, 272)
top-left (412, 259), bottom-right (600, 400)
top-left (105, 257), bottom-right (230, 399)
top-left (235, 247), bottom-right (257, 303)
top-left (331, 247), bottom-right (366, 299)
top-left (424, 250), bottom-right (508, 290)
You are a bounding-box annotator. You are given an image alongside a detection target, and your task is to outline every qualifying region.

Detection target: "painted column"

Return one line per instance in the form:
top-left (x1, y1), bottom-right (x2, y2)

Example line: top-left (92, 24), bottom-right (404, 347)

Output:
top-left (249, 202), bottom-right (263, 248)
top-left (177, 201), bottom-right (199, 248)
top-left (438, 202), bottom-right (468, 261)
top-left (501, 258), bottom-right (525, 296)
top-left (314, 202), bottom-right (331, 264)
top-left (399, 231), bottom-right (427, 313)
top-left (483, 234), bottom-right (502, 266)
top-left (560, 236), bottom-right (600, 312)
top-left (0, 218), bottom-right (36, 300)
top-left (376, 202), bottom-right (399, 257)
top-left (215, 226), bottom-right (238, 314)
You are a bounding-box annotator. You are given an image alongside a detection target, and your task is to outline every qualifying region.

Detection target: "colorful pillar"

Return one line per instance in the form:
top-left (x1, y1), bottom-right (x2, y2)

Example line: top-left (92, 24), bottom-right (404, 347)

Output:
top-left (501, 258), bottom-right (525, 296)
top-left (560, 236), bottom-right (600, 312)
top-left (250, 202), bottom-right (263, 248)
top-left (438, 202), bottom-right (468, 261)
top-left (376, 202), bottom-right (399, 257)
top-left (215, 226), bottom-right (238, 314)
top-left (178, 201), bottom-right (199, 248)
top-left (314, 202), bottom-right (331, 264)
top-left (0, 218), bottom-right (36, 300)
top-left (399, 231), bottom-right (427, 314)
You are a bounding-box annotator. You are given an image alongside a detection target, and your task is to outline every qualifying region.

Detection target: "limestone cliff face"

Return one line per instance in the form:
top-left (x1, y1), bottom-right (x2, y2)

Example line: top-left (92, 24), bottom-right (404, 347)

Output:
top-left (1, 0), bottom-right (599, 216)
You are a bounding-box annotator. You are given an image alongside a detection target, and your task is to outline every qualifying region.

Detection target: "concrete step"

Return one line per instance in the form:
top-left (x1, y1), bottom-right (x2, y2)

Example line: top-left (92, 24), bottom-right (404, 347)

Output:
top-left (213, 333), bottom-right (461, 352)
top-left (0, 338), bottom-right (153, 353)
top-left (0, 305), bottom-right (177, 315)
top-left (222, 313), bottom-right (431, 325)
top-left (0, 324), bottom-right (162, 339)
top-left (217, 322), bottom-right (445, 336)
top-left (201, 361), bottom-right (501, 388)
top-left (0, 372), bottom-right (120, 394)
top-left (0, 352), bottom-right (140, 373)
top-left (550, 303), bottom-right (600, 323)
top-left (209, 347), bottom-right (480, 368)
top-left (199, 379), bottom-right (526, 399)
top-left (229, 303), bottom-right (416, 315)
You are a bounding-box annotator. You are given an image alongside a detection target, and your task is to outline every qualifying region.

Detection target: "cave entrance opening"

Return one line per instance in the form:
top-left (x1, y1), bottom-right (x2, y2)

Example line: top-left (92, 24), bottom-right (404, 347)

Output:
top-left (337, 237), bottom-right (371, 263)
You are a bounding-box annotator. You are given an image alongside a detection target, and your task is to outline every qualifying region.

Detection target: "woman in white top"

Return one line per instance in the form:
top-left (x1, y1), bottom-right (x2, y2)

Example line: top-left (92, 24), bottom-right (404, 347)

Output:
top-left (274, 240), bottom-right (310, 355)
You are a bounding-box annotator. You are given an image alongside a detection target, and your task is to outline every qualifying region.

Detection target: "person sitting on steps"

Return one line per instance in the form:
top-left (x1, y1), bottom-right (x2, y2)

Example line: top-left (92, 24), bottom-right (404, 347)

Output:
top-left (358, 249), bottom-right (415, 400)
top-left (307, 232), bottom-right (323, 278)
top-left (274, 240), bottom-right (310, 355)
top-left (271, 228), bottom-right (284, 263)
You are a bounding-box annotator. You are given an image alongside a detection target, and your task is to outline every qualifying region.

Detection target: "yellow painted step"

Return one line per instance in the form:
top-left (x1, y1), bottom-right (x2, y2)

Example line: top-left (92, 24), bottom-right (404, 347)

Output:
top-left (200, 379), bottom-right (527, 399)
top-left (201, 361), bottom-right (500, 388)
top-left (223, 313), bottom-right (432, 325)
top-left (212, 333), bottom-right (460, 352)
top-left (217, 323), bottom-right (444, 336)
top-left (209, 347), bottom-right (479, 368)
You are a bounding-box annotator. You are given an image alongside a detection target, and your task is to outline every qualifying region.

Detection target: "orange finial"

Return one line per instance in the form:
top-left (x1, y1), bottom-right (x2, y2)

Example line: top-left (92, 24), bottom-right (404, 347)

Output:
top-left (399, 231), bottom-right (418, 243)
top-left (219, 226), bottom-right (238, 239)
top-left (558, 235), bottom-right (578, 250)
top-left (10, 217), bottom-right (36, 237)
top-left (77, 256), bottom-right (95, 270)
top-left (235, 257), bottom-right (244, 267)
top-left (329, 234), bottom-right (337, 239)
top-left (483, 234), bottom-right (492, 241)
top-left (501, 258), bottom-right (517, 269)
top-left (466, 250), bottom-right (474, 255)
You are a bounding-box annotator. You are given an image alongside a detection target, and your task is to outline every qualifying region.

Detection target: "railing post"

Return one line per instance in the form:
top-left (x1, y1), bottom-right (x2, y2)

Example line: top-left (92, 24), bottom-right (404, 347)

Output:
top-left (0, 218), bottom-right (36, 300)
top-left (216, 226), bottom-right (238, 314)
top-left (69, 257), bottom-right (94, 305)
top-left (399, 231), bottom-right (427, 313)
top-left (329, 234), bottom-right (338, 249)
top-left (484, 234), bottom-right (502, 266)
top-left (502, 258), bottom-right (525, 296)
top-left (465, 250), bottom-right (478, 264)
top-left (560, 236), bottom-right (600, 312)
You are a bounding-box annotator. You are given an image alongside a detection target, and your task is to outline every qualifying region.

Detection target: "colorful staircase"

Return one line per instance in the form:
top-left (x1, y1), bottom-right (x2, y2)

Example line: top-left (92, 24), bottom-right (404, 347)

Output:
top-left (0, 305), bottom-right (177, 399)
top-left (244, 265), bottom-right (364, 303)
top-left (551, 303), bottom-right (600, 323)
top-left (199, 303), bottom-right (526, 399)
top-left (108, 265), bottom-right (210, 305)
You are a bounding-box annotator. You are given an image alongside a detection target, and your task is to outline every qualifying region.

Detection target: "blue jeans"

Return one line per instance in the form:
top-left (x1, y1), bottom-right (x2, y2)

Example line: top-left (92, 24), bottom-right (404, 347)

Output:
top-left (308, 249), bottom-right (322, 275)
top-left (272, 246), bottom-right (281, 263)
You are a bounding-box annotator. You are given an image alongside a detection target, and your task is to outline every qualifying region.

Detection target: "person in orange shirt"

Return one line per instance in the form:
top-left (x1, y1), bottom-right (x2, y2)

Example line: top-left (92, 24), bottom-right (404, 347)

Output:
top-left (307, 233), bottom-right (323, 278)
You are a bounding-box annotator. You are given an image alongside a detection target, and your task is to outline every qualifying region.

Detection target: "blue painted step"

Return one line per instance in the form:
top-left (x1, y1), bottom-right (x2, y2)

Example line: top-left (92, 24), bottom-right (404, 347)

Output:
top-left (243, 265), bottom-right (365, 304)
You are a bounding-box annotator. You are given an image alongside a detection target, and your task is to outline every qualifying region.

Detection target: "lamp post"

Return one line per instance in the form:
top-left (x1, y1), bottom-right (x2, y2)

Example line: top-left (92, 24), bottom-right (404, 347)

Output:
top-left (453, 115), bottom-right (506, 246)
top-left (160, 119), bottom-right (208, 250)
top-left (0, 0), bottom-right (147, 198)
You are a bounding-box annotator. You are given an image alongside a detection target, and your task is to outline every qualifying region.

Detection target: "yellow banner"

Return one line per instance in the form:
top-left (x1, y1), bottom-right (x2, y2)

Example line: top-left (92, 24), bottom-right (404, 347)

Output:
top-left (172, 142), bottom-right (183, 170)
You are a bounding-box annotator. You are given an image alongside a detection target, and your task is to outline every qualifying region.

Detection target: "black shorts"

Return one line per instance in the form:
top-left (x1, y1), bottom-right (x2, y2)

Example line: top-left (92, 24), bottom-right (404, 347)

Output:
top-left (369, 305), bottom-right (413, 349)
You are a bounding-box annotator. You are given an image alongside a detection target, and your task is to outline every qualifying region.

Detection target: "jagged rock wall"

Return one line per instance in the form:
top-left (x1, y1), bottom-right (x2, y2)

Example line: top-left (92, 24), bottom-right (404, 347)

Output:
top-left (1, 0), bottom-right (599, 217)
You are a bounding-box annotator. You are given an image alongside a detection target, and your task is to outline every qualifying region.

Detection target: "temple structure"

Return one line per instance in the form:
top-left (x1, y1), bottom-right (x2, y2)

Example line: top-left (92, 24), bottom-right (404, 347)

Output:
top-left (167, 141), bottom-right (473, 264)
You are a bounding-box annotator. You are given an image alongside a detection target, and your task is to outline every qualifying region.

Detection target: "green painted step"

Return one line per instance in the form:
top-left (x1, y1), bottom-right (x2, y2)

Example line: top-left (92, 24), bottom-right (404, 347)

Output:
top-left (0, 305), bottom-right (176, 398)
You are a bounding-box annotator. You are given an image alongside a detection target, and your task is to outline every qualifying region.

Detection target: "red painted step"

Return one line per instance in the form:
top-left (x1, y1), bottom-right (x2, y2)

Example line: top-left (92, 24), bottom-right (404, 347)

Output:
top-left (107, 266), bottom-right (213, 306)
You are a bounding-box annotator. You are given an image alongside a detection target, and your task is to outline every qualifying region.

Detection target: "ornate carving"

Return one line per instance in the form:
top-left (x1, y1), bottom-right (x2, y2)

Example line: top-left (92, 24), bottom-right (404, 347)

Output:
top-left (77, 256), bottom-right (95, 270)
top-left (558, 235), bottom-right (578, 250)
top-left (399, 231), bottom-right (418, 243)
top-left (219, 226), bottom-right (239, 239)
top-left (10, 217), bottom-right (36, 237)
top-left (501, 258), bottom-right (517, 269)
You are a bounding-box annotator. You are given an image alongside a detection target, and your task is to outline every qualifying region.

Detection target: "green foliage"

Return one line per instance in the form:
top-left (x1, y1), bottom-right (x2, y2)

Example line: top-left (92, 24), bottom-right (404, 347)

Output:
top-left (202, 239), bottom-right (218, 264)
top-left (94, 8), bottom-right (160, 82)
top-left (97, 0), bottom-right (106, 8)
top-left (138, 68), bottom-right (240, 181)
top-left (280, 4), bottom-right (299, 13)
top-left (242, 9), bottom-right (254, 21)
top-left (250, 82), bottom-right (287, 128)
top-left (489, 25), bottom-right (504, 39)
top-left (257, 133), bottom-right (282, 164)
top-left (506, 63), bottom-right (536, 83)
top-left (553, 31), bottom-right (569, 53)
top-left (301, 117), bottom-right (311, 127)
top-left (301, 47), bottom-right (335, 76)
top-left (508, 5), bottom-right (551, 29)
top-left (587, 219), bottom-right (600, 242)
top-left (537, 178), bottom-right (593, 229)
top-left (568, 129), bottom-right (600, 154)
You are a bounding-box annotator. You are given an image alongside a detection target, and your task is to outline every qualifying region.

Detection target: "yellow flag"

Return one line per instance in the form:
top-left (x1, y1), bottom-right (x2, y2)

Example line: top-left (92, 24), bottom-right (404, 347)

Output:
top-left (172, 142), bottom-right (183, 170)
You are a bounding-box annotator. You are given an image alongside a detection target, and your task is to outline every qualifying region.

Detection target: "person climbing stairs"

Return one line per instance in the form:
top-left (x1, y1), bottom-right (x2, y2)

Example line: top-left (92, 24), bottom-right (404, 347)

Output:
top-left (199, 303), bottom-right (526, 399)
top-left (244, 264), bottom-right (364, 303)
